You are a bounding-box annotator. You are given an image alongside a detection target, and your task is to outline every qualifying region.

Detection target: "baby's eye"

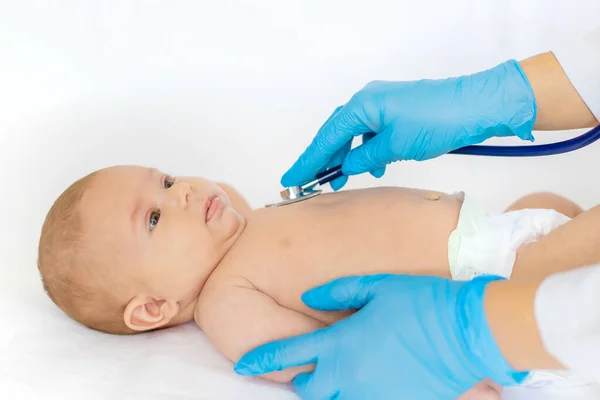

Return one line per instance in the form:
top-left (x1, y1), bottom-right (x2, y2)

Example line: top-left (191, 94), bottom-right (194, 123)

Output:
top-left (163, 176), bottom-right (175, 189)
top-left (149, 210), bottom-right (160, 230)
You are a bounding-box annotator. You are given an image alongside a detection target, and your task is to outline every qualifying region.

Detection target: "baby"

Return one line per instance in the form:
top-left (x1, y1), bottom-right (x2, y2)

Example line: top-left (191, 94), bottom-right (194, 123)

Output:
top-left (37, 165), bottom-right (585, 398)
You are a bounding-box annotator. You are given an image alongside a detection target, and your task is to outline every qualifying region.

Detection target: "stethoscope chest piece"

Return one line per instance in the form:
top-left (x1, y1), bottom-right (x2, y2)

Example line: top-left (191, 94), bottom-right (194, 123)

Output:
top-left (264, 165), bottom-right (343, 208)
top-left (265, 188), bottom-right (322, 207)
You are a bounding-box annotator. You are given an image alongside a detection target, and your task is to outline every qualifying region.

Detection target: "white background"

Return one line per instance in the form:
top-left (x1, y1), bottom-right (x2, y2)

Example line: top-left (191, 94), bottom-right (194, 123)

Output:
top-left (1, 1), bottom-right (599, 399)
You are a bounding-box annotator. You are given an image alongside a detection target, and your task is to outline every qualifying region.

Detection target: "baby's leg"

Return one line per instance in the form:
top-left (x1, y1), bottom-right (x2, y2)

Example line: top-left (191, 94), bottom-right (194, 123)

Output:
top-left (504, 191), bottom-right (583, 218)
top-left (506, 193), bottom-right (599, 283)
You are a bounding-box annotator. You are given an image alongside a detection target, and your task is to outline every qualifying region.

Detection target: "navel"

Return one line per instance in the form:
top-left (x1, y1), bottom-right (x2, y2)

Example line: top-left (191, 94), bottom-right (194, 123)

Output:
top-left (426, 193), bottom-right (442, 201)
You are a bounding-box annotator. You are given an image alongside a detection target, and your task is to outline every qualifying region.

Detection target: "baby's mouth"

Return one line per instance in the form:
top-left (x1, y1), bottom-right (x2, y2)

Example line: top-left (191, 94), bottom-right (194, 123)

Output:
top-left (205, 195), bottom-right (222, 223)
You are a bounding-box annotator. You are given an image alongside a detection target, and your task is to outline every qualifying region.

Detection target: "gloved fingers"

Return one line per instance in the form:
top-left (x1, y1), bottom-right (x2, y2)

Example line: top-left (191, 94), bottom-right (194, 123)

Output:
top-left (324, 105), bottom-right (345, 126)
top-left (362, 132), bottom-right (386, 178)
top-left (294, 368), bottom-right (340, 400)
top-left (329, 175), bottom-right (348, 192)
top-left (324, 139), bottom-right (351, 191)
top-left (234, 330), bottom-right (325, 377)
top-left (370, 166), bottom-right (386, 178)
top-left (293, 372), bottom-right (313, 397)
top-left (281, 105), bottom-right (344, 187)
top-left (362, 131), bottom-right (376, 143)
top-left (342, 129), bottom-right (393, 176)
top-left (281, 104), bottom-right (370, 188)
top-left (301, 274), bottom-right (392, 311)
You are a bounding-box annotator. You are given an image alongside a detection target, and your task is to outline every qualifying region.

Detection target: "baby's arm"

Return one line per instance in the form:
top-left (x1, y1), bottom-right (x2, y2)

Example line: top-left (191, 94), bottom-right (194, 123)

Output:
top-left (195, 281), bottom-right (325, 383)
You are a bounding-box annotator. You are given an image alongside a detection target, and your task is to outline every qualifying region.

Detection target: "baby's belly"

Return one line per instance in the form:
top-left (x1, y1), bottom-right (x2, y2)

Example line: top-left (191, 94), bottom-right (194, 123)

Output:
top-left (226, 187), bottom-right (463, 325)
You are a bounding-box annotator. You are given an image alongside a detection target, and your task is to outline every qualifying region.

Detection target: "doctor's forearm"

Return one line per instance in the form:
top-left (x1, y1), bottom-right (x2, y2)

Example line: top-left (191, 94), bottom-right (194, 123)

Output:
top-left (519, 51), bottom-right (598, 130)
top-left (483, 280), bottom-right (564, 371)
top-left (487, 206), bottom-right (600, 370)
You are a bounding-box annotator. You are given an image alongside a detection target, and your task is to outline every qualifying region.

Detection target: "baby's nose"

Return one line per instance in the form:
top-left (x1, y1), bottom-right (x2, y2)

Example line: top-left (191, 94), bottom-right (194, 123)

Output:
top-left (173, 181), bottom-right (193, 208)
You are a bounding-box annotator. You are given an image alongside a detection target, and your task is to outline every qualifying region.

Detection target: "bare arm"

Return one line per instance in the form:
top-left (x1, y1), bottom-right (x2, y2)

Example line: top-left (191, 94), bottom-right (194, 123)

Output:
top-left (520, 51), bottom-right (598, 130)
top-left (486, 204), bottom-right (600, 371)
top-left (484, 279), bottom-right (560, 371)
top-left (196, 283), bottom-right (325, 383)
top-left (486, 50), bottom-right (600, 371)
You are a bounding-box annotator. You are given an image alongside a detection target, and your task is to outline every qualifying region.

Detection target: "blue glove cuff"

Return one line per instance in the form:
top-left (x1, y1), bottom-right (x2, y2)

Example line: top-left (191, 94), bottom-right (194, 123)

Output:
top-left (456, 275), bottom-right (531, 386)
top-left (460, 59), bottom-right (537, 146)
top-left (501, 59), bottom-right (538, 141)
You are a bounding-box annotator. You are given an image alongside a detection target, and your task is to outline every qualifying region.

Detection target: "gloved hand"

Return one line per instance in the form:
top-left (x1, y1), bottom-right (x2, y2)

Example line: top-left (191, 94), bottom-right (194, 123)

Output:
top-left (282, 59), bottom-right (537, 190)
top-left (234, 274), bottom-right (529, 400)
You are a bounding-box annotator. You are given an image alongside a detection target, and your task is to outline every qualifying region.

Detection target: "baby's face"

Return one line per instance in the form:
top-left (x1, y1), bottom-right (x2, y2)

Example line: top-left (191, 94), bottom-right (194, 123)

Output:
top-left (81, 165), bottom-right (245, 307)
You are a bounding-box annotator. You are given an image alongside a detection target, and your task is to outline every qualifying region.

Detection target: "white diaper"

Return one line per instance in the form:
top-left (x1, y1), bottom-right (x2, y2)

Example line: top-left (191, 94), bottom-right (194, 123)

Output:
top-left (448, 192), bottom-right (594, 390)
top-left (448, 192), bottom-right (571, 281)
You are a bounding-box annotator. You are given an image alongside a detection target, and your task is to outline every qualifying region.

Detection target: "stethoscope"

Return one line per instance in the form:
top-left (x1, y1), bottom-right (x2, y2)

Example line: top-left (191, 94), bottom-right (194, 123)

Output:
top-left (265, 124), bottom-right (600, 207)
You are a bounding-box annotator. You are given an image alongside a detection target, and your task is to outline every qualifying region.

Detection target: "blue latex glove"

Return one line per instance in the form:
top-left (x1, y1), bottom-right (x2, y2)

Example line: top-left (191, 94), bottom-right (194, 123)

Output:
top-left (234, 274), bottom-right (529, 399)
top-left (282, 59), bottom-right (536, 191)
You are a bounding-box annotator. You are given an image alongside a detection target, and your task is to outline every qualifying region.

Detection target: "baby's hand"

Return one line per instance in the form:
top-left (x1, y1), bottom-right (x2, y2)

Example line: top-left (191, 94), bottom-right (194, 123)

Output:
top-left (459, 379), bottom-right (502, 400)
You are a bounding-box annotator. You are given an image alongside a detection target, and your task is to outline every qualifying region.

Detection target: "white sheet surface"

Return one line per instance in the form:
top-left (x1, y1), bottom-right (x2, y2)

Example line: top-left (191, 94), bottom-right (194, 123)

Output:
top-left (2, 1), bottom-right (600, 398)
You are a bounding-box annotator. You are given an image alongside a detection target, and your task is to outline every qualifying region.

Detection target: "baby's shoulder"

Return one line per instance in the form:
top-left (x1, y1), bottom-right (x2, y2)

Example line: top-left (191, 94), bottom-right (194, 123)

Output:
top-left (194, 271), bottom-right (258, 326)
top-left (198, 269), bottom-right (256, 301)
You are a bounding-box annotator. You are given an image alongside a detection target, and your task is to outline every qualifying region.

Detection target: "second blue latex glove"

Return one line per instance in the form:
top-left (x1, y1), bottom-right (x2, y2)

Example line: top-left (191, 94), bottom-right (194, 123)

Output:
top-left (234, 274), bottom-right (529, 399)
top-left (282, 59), bottom-right (536, 190)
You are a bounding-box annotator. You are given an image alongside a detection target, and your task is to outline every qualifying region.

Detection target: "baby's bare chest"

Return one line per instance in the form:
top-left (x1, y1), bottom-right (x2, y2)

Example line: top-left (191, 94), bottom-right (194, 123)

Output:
top-left (215, 187), bottom-right (461, 322)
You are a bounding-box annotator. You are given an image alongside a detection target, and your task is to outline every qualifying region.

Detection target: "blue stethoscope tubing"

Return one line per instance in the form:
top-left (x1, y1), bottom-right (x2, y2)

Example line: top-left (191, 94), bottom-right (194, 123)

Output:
top-left (450, 124), bottom-right (600, 156)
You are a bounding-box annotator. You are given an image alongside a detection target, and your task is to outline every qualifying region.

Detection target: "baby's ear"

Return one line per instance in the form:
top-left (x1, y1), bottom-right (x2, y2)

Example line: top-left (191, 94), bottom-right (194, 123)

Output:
top-left (218, 182), bottom-right (252, 217)
top-left (123, 295), bottom-right (180, 332)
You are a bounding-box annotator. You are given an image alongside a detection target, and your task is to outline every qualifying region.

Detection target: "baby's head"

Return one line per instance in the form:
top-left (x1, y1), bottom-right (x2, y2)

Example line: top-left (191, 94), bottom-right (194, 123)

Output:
top-left (37, 165), bottom-right (246, 334)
